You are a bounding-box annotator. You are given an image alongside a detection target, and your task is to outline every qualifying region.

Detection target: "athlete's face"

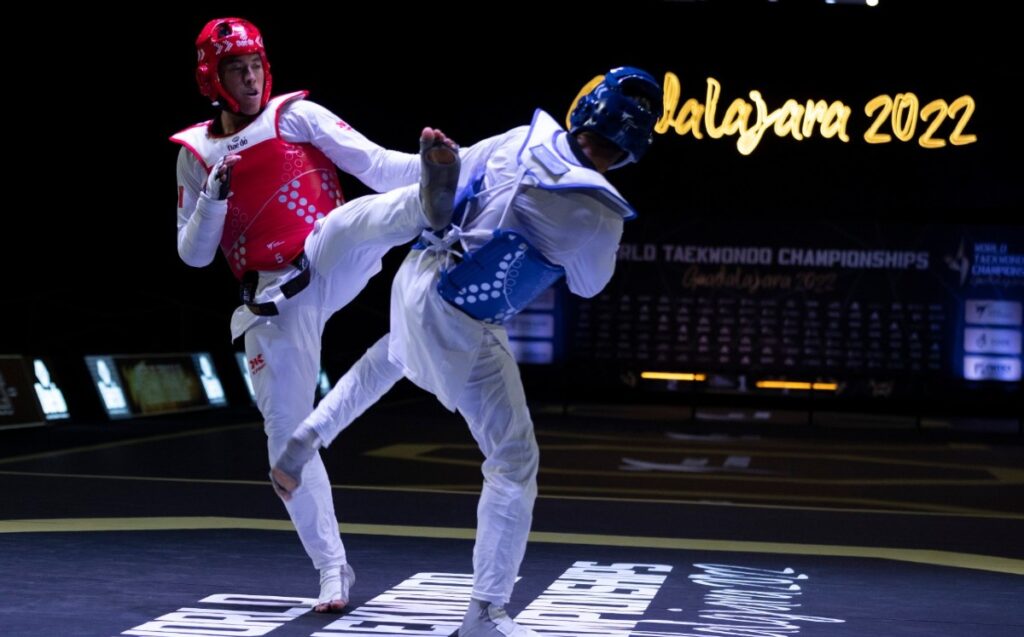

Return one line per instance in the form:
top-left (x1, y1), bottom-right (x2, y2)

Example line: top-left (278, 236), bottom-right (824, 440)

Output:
top-left (219, 53), bottom-right (264, 115)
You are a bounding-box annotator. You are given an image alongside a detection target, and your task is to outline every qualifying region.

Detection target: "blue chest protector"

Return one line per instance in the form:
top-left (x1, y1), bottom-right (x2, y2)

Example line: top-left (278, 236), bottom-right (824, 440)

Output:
top-left (432, 109), bottom-right (635, 325)
top-left (437, 229), bottom-right (564, 324)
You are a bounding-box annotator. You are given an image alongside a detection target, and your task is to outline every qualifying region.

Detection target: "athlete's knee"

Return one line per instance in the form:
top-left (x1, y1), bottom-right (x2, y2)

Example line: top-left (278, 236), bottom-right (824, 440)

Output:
top-left (485, 436), bottom-right (539, 486)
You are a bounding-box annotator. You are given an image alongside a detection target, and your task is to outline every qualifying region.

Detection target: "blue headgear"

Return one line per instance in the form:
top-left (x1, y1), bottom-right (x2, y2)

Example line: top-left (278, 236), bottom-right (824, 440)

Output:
top-left (569, 66), bottom-right (663, 167)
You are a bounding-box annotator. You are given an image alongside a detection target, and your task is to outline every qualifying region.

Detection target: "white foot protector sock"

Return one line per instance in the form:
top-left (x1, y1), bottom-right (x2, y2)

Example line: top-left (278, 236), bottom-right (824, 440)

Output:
top-left (315, 563), bottom-right (356, 613)
top-left (459, 599), bottom-right (539, 637)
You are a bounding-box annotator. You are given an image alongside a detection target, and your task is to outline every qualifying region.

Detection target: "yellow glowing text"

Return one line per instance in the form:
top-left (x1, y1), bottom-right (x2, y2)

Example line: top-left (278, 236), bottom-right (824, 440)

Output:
top-left (567, 72), bottom-right (977, 155)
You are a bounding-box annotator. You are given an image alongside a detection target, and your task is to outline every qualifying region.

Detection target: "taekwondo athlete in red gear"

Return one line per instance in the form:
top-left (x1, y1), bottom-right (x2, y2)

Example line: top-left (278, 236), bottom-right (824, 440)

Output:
top-left (170, 17), bottom-right (459, 613)
top-left (270, 67), bottom-right (663, 637)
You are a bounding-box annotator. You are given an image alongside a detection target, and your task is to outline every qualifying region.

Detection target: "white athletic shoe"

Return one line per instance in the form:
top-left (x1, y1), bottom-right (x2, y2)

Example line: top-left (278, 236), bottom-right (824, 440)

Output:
top-left (315, 563), bottom-right (356, 613)
top-left (459, 600), bottom-right (539, 637)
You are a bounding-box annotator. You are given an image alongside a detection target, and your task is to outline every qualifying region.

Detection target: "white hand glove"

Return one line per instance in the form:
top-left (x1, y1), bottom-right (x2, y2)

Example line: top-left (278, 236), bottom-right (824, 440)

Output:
top-left (204, 154), bottom-right (240, 200)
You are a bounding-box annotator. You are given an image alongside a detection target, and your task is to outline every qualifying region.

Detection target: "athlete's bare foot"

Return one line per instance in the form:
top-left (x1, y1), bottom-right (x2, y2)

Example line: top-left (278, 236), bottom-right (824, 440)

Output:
top-left (419, 127), bottom-right (460, 231)
top-left (269, 427), bottom-right (320, 501)
top-left (269, 467), bottom-right (299, 502)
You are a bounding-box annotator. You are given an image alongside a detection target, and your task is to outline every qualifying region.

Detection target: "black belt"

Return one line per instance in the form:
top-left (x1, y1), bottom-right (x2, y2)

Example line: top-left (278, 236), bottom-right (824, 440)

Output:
top-left (239, 252), bottom-right (311, 316)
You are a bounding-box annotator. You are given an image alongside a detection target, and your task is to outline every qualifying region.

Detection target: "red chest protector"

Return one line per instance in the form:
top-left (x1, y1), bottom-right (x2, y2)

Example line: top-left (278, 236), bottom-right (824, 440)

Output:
top-left (172, 92), bottom-right (345, 279)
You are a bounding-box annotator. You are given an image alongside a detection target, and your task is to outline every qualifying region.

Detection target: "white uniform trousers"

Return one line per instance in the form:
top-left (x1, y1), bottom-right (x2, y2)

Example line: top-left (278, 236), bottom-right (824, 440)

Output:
top-left (245, 184), bottom-right (426, 570)
top-left (457, 330), bottom-right (539, 605)
top-left (305, 328), bottom-right (539, 605)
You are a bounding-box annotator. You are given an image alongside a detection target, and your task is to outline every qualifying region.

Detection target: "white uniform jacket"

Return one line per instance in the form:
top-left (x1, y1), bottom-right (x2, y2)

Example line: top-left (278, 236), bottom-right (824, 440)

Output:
top-left (173, 94), bottom-right (420, 339)
top-left (389, 109), bottom-right (635, 409)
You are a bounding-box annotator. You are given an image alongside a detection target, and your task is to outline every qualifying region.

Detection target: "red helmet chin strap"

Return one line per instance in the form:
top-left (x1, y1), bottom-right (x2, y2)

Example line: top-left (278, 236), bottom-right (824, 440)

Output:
top-left (195, 17), bottom-right (273, 113)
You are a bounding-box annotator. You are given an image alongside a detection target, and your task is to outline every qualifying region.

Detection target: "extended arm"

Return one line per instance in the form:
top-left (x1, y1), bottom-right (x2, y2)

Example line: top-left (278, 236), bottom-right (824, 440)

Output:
top-left (279, 100), bottom-right (420, 193)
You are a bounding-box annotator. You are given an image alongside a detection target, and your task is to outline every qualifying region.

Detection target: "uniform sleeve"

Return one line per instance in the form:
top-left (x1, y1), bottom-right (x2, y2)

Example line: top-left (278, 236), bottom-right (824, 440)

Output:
top-left (176, 147), bottom-right (228, 268)
top-left (561, 201), bottom-right (624, 298)
top-left (278, 100), bottom-right (419, 193)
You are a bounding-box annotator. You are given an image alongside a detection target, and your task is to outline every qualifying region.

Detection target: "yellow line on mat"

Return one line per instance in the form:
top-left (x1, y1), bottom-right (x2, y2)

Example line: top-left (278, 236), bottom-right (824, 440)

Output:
top-left (1, 517), bottom-right (1020, 576)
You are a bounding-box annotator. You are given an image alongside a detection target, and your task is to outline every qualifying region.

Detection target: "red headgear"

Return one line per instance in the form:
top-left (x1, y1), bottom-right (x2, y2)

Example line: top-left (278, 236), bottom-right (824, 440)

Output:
top-left (195, 17), bottom-right (273, 113)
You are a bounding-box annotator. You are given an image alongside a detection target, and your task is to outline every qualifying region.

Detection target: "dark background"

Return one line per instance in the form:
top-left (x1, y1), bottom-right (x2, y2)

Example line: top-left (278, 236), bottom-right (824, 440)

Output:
top-left (6, 1), bottom-right (1020, 418)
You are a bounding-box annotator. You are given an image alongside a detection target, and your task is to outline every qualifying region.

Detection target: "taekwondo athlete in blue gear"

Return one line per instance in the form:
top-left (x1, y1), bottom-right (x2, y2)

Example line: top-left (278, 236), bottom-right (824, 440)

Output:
top-left (271, 67), bottom-right (663, 637)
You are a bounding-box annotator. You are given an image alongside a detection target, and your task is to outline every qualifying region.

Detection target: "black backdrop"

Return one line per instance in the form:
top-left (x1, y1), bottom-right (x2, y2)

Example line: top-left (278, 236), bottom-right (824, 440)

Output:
top-left (7, 2), bottom-right (1021, 417)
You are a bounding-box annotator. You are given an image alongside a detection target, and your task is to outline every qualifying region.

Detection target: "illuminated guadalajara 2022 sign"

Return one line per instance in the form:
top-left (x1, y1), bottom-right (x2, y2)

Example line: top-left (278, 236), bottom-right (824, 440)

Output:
top-left (568, 72), bottom-right (976, 155)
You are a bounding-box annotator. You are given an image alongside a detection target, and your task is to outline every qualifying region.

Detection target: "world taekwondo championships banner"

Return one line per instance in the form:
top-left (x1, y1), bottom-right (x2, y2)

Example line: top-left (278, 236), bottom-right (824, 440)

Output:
top-left (535, 222), bottom-right (1023, 401)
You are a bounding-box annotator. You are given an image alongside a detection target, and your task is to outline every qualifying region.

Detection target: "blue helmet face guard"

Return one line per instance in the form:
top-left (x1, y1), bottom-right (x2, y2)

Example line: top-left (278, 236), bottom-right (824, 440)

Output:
top-left (569, 66), bottom-right (663, 167)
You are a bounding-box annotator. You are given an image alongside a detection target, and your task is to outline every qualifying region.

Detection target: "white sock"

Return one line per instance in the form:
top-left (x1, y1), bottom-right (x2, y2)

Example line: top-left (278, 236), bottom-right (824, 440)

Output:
top-left (319, 565), bottom-right (341, 603)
